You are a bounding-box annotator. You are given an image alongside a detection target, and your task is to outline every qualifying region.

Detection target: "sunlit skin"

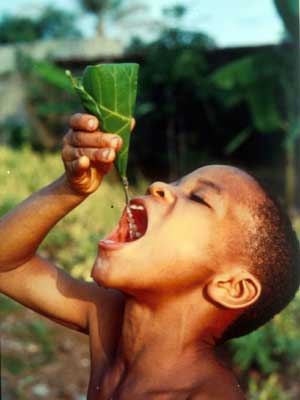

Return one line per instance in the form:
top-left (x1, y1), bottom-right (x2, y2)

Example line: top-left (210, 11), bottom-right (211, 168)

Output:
top-left (0, 113), bottom-right (266, 399)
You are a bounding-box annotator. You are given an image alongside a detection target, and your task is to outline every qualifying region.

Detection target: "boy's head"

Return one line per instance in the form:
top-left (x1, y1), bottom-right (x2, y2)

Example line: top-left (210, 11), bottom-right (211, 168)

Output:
top-left (92, 165), bottom-right (300, 339)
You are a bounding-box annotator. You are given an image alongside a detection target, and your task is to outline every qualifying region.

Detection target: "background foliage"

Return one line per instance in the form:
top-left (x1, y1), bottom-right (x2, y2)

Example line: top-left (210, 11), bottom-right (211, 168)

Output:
top-left (1, 0), bottom-right (300, 399)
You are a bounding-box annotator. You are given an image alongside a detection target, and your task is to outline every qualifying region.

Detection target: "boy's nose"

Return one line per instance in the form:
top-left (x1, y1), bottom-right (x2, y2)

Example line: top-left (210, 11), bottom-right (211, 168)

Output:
top-left (147, 181), bottom-right (176, 203)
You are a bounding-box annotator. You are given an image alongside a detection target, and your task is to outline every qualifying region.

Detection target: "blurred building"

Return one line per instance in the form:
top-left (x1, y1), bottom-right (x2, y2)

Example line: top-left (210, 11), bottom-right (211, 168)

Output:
top-left (0, 36), bottom-right (124, 125)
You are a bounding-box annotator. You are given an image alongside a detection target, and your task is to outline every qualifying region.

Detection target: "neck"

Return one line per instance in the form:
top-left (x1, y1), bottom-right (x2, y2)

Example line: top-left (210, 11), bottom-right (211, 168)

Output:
top-left (115, 289), bottom-right (223, 389)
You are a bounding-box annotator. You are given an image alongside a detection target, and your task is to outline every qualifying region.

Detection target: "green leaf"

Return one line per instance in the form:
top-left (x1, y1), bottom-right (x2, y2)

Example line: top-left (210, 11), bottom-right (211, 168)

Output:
top-left (245, 80), bottom-right (282, 132)
top-left (34, 61), bottom-right (73, 92)
top-left (224, 128), bottom-right (252, 155)
top-left (67, 63), bottom-right (139, 180)
top-left (210, 53), bottom-right (279, 91)
top-left (210, 52), bottom-right (284, 133)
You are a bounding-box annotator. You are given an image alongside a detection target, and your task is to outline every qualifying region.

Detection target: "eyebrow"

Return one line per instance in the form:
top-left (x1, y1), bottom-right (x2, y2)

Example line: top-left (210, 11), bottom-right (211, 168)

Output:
top-left (195, 178), bottom-right (223, 194)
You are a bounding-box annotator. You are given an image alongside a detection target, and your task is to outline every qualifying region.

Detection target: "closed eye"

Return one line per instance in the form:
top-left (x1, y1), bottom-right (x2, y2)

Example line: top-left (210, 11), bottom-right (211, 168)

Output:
top-left (189, 193), bottom-right (212, 209)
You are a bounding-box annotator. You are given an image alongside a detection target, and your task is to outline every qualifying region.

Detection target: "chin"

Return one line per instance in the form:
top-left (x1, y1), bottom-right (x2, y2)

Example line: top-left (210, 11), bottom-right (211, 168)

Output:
top-left (91, 255), bottom-right (114, 288)
top-left (91, 250), bottom-right (141, 291)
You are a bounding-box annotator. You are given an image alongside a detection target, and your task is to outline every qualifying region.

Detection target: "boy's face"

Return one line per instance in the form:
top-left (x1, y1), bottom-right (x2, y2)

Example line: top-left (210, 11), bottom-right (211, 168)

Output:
top-left (92, 165), bottom-right (264, 293)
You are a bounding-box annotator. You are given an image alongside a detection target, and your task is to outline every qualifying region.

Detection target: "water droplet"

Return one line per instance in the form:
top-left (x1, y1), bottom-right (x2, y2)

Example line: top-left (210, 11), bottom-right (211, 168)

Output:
top-left (122, 177), bottom-right (137, 240)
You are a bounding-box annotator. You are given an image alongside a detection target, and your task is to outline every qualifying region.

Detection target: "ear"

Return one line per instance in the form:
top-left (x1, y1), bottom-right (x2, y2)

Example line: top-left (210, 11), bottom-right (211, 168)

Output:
top-left (206, 269), bottom-right (262, 310)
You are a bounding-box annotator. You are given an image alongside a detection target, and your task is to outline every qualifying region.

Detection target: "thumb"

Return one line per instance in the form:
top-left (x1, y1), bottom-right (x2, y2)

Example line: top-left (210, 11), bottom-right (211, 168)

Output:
top-left (69, 156), bottom-right (90, 177)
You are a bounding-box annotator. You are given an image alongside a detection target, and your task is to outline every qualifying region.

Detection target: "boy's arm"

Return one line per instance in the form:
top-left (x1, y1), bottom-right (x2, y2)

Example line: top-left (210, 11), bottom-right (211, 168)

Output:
top-left (0, 113), bottom-right (126, 333)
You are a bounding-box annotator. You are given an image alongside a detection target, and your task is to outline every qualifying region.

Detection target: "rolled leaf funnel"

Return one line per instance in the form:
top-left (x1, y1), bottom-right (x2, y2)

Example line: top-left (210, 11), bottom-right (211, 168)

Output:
top-left (66, 63), bottom-right (139, 181)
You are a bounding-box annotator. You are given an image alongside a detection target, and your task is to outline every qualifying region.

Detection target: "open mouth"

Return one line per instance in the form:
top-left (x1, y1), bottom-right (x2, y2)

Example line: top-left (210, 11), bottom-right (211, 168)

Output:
top-left (103, 200), bottom-right (148, 245)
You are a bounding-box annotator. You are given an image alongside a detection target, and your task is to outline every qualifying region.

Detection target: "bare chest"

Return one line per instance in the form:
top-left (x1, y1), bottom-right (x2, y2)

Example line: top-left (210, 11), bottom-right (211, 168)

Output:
top-left (87, 377), bottom-right (191, 400)
top-left (87, 355), bottom-right (191, 400)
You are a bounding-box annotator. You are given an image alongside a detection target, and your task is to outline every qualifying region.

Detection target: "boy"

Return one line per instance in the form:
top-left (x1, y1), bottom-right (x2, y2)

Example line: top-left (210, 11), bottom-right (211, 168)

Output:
top-left (0, 113), bottom-right (299, 399)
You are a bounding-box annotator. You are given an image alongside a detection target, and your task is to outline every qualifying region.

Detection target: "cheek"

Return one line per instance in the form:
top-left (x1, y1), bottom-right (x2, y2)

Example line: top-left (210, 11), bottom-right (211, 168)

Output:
top-left (146, 221), bottom-right (215, 283)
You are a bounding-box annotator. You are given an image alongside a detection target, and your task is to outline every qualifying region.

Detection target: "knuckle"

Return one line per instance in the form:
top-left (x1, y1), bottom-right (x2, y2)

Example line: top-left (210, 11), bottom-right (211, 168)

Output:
top-left (74, 112), bottom-right (82, 121)
top-left (72, 131), bottom-right (81, 146)
top-left (63, 130), bottom-right (71, 145)
top-left (61, 147), bottom-right (67, 161)
top-left (70, 113), bottom-right (79, 126)
top-left (76, 147), bottom-right (85, 158)
top-left (95, 132), bottom-right (104, 146)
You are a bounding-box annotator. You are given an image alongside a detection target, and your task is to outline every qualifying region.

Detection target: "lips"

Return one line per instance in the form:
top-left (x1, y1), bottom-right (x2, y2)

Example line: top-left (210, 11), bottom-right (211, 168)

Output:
top-left (99, 199), bottom-right (148, 250)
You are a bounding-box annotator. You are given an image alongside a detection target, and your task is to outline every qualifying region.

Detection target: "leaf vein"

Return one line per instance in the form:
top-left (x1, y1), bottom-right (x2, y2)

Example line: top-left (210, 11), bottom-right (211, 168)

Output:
top-left (99, 104), bottom-right (131, 122)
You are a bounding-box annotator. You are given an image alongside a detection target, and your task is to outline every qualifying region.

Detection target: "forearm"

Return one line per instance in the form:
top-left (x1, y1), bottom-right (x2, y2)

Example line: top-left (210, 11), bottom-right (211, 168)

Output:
top-left (0, 174), bottom-right (88, 271)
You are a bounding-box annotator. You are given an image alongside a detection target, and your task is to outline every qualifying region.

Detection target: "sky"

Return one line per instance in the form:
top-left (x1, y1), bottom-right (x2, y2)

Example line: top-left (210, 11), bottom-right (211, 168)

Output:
top-left (0, 0), bottom-right (285, 47)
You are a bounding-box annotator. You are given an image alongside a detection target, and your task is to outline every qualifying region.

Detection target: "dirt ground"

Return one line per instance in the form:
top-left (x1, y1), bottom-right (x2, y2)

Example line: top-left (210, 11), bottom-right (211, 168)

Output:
top-left (1, 299), bottom-right (90, 400)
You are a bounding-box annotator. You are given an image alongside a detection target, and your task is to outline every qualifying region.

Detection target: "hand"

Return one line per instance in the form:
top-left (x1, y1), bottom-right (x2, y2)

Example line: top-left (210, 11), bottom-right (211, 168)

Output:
top-left (62, 113), bottom-right (132, 195)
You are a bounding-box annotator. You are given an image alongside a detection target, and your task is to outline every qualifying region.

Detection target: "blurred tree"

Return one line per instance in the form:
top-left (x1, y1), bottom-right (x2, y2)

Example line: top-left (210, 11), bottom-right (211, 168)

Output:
top-left (129, 24), bottom-right (216, 179)
top-left (163, 4), bottom-right (187, 21)
top-left (36, 6), bottom-right (82, 40)
top-left (78, 0), bottom-right (147, 37)
top-left (79, 0), bottom-right (121, 35)
top-left (0, 6), bottom-right (81, 44)
top-left (210, 0), bottom-right (299, 208)
top-left (0, 15), bottom-right (39, 43)
top-left (274, 0), bottom-right (299, 40)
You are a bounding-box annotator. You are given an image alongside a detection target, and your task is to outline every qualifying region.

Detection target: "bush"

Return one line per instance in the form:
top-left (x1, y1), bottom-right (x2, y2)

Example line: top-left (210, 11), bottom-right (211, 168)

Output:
top-left (230, 291), bottom-right (300, 373)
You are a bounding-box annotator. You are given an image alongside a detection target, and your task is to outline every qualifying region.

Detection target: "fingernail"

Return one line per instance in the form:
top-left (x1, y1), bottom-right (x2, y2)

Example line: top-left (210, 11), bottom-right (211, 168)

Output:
top-left (112, 137), bottom-right (120, 148)
top-left (88, 119), bottom-right (96, 129)
top-left (102, 149), bottom-right (111, 160)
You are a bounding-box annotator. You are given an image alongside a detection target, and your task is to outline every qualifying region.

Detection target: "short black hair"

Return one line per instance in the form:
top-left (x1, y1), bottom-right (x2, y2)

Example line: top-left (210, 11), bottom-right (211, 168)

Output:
top-left (222, 174), bottom-right (300, 340)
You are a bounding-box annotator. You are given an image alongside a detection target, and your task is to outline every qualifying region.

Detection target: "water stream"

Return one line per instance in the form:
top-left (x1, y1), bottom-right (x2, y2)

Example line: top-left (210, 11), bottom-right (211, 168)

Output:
top-left (122, 177), bottom-right (137, 240)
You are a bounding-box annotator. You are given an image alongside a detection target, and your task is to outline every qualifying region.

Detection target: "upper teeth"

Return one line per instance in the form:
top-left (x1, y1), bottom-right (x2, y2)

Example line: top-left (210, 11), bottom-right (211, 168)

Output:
top-left (130, 204), bottom-right (144, 210)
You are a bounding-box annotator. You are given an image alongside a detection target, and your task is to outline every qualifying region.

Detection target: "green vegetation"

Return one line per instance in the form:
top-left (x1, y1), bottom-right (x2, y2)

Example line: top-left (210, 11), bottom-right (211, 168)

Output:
top-left (0, 6), bottom-right (81, 44)
top-left (210, 0), bottom-right (299, 208)
top-left (230, 292), bottom-right (300, 373)
top-left (248, 374), bottom-right (292, 400)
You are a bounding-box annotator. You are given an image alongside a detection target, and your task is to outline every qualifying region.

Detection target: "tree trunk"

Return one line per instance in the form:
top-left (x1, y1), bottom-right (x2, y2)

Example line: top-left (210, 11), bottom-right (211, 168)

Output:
top-left (166, 115), bottom-right (178, 181)
top-left (178, 115), bottom-right (187, 175)
top-left (95, 16), bottom-right (106, 36)
top-left (285, 141), bottom-right (295, 209)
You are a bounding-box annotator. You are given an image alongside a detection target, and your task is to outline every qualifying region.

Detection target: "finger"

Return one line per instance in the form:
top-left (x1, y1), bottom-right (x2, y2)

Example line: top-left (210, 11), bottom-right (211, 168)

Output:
top-left (62, 144), bottom-right (116, 163)
top-left (69, 113), bottom-right (99, 132)
top-left (66, 156), bottom-right (90, 177)
top-left (66, 130), bottom-right (122, 151)
top-left (131, 118), bottom-right (136, 132)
